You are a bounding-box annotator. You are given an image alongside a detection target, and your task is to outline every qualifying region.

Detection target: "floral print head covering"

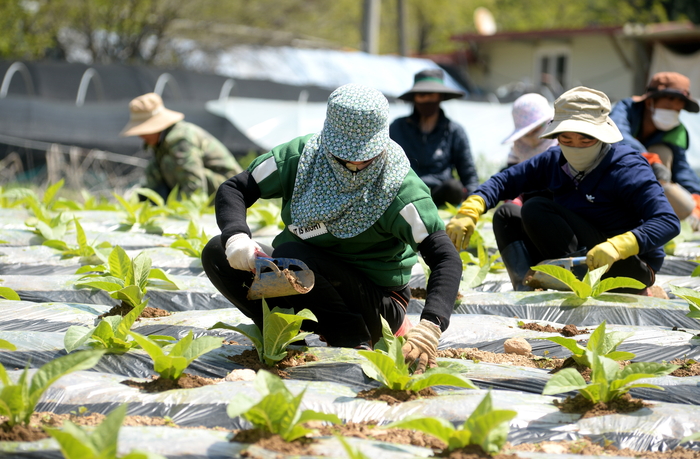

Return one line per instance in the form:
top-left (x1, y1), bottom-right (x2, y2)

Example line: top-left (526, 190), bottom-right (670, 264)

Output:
top-left (320, 83), bottom-right (391, 161)
top-left (290, 84), bottom-right (410, 239)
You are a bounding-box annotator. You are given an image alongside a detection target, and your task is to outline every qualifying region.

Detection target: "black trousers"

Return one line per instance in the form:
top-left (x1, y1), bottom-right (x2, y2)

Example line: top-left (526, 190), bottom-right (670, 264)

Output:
top-left (430, 178), bottom-right (466, 207)
top-left (492, 197), bottom-right (654, 293)
top-left (201, 235), bottom-right (408, 348)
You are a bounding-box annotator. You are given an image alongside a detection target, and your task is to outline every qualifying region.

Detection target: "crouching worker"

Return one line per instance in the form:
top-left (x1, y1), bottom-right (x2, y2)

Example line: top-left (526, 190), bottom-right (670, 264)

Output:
top-left (202, 84), bottom-right (461, 373)
top-left (446, 87), bottom-right (680, 294)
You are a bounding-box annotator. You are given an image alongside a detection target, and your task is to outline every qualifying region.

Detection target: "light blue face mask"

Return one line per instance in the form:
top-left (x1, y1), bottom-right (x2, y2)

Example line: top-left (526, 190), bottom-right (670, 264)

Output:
top-left (560, 141), bottom-right (602, 171)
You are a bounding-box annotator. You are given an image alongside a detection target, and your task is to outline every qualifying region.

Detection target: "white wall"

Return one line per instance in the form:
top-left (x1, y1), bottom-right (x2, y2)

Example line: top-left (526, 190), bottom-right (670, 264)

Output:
top-left (468, 33), bottom-right (636, 102)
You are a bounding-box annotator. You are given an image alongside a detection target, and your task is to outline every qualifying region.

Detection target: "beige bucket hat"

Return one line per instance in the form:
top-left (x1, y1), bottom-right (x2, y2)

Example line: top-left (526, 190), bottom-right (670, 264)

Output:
top-left (120, 93), bottom-right (184, 137)
top-left (540, 86), bottom-right (622, 144)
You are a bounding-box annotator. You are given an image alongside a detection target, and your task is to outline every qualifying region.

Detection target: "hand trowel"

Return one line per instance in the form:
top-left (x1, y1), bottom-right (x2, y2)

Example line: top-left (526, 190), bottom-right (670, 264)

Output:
top-left (247, 254), bottom-right (315, 300)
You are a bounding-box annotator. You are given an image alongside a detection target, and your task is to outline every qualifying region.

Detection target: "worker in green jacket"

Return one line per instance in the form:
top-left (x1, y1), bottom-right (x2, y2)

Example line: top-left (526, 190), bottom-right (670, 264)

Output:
top-left (120, 93), bottom-right (242, 199)
top-left (201, 84), bottom-right (462, 373)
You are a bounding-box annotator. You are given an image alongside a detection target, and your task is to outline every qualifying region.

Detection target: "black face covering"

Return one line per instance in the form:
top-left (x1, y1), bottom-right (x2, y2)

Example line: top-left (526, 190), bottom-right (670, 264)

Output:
top-left (415, 101), bottom-right (440, 118)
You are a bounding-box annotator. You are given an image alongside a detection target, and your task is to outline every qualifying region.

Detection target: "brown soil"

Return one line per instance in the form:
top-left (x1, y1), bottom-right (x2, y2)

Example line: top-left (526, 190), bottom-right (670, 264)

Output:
top-left (519, 322), bottom-right (589, 336)
top-left (121, 373), bottom-right (219, 392)
top-left (438, 347), bottom-right (564, 370)
top-left (315, 420), bottom-right (447, 450)
top-left (227, 348), bottom-right (319, 378)
top-left (232, 430), bottom-right (316, 457)
top-left (0, 423), bottom-right (49, 442)
top-left (0, 411), bottom-right (224, 442)
top-left (355, 387), bottom-right (437, 405)
top-left (411, 287), bottom-right (462, 302)
top-left (97, 302), bottom-right (171, 320)
top-left (553, 393), bottom-right (649, 419)
top-left (436, 444), bottom-right (521, 459)
top-left (508, 438), bottom-right (700, 458)
top-left (669, 358), bottom-right (700, 377)
top-left (282, 269), bottom-right (312, 294)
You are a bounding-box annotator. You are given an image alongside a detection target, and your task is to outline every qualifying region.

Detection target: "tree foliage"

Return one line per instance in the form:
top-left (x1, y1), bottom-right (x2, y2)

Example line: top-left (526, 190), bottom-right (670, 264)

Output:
top-left (0, 0), bottom-right (696, 61)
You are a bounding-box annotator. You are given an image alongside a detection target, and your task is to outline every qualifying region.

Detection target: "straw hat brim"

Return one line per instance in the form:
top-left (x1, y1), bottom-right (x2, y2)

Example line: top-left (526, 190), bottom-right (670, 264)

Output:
top-left (399, 81), bottom-right (464, 101)
top-left (539, 117), bottom-right (623, 144)
top-left (501, 113), bottom-right (552, 144)
top-left (120, 108), bottom-right (184, 137)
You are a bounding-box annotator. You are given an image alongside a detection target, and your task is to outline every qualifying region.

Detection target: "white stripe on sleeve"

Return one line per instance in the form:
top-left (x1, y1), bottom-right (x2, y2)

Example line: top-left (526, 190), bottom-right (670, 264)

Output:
top-left (251, 156), bottom-right (278, 184)
top-left (399, 203), bottom-right (430, 244)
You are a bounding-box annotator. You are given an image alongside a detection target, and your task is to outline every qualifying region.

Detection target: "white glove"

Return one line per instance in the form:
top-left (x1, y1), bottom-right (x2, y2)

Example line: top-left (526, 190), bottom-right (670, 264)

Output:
top-left (225, 234), bottom-right (262, 271)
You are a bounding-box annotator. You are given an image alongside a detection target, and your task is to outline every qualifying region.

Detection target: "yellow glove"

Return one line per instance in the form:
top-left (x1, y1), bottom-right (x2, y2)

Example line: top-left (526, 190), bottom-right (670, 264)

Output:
top-left (586, 232), bottom-right (639, 271)
top-left (446, 195), bottom-right (486, 251)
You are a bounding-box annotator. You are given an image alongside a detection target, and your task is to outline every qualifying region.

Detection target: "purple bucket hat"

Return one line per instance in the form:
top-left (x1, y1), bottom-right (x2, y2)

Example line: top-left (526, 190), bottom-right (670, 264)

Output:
top-left (502, 93), bottom-right (554, 144)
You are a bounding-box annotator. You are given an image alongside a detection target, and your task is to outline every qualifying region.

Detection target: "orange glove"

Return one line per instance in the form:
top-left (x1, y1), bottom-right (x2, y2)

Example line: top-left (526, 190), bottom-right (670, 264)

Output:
top-left (642, 152), bottom-right (663, 166)
top-left (692, 194), bottom-right (700, 219)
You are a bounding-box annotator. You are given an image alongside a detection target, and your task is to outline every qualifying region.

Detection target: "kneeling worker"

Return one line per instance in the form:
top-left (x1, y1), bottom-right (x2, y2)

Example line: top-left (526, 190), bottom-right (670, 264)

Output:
top-left (120, 92), bottom-right (242, 199)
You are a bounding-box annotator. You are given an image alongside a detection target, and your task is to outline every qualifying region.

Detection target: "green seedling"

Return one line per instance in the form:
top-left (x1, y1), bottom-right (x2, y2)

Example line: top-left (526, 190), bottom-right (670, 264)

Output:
top-left (52, 189), bottom-right (118, 212)
top-left (163, 186), bottom-right (215, 220)
top-left (538, 321), bottom-right (635, 368)
top-left (0, 339), bottom-right (16, 350)
top-left (0, 286), bottom-right (20, 301)
top-left (0, 185), bottom-right (32, 208)
top-left (169, 221), bottom-right (210, 258)
top-left (529, 264), bottom-right (645, 298)
top-left (247, 199), bottom-right (284, 231)
top-left (43, 217), bottom-right (112, 265)
top-left (211, 299), bottom-right (316, 367)
top-left (669, 285), bottom-right (700, 321)
top-left (385, 391), bottom-right (517, 454)
top-left (682, 431), bottom-right (700, 444)
top-left (336, 435), bottom-right (371, 459)
top-left (227, 369), bottom-right (341, 442)
top-left (113, 188), bottom-right (170, 234)
top-left (75, 246), bottom-right (179, 309)
top-left (0, 350), bottom-right (105, 427)
top-left (64, 302), bottom-right (173, 354)
top-left (542, 351), bottom-right (678, 404)
top-left (359, 317), bottom-right (477, 392)
top-left (69, 406), bottom-right (89, 417)
top-left (44, 404), bottom-right (167, 459)
top-left (128, 330), bottom-right (223, 380)
top-left (20, 180), bottom-right (75, 240)
top-left (460, 231), bottom-right (503, 289)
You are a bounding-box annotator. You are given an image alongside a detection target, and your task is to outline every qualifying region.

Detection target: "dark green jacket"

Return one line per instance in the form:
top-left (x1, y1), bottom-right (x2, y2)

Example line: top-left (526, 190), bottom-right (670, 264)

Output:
top-left (145, 121), bottom-right (242, 197)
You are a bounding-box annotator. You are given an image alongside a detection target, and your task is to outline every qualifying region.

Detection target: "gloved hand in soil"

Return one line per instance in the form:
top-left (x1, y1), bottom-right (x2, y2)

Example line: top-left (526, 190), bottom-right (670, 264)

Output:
top-left (402, 319), bottom-right (441, 374)
top-left (586, 231), bottom-right (639, 271)
top-left (446, 195), bottom-right (486, 251)
top-left (225, 233), bottom-right (263, 271)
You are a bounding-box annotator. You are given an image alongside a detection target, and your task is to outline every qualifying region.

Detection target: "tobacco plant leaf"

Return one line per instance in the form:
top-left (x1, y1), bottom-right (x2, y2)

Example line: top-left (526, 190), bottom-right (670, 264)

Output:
top-left (108, 246), bottom-right (133, 284)
top-left (542, 368), bottom-right (588, 396)
top-left (0, 286), bottom-right (20, 301)
top-left (592, 277), bottom-right (645, 296)
top-left (670, 285), bottom-right (700, 319)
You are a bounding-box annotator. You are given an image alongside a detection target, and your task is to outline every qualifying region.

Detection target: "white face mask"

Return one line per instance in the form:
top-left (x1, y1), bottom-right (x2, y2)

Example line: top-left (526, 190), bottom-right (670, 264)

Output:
top-left (560, 141), bottom-right (602, 172)
top-left (651, 104), bottom-right (681, 131)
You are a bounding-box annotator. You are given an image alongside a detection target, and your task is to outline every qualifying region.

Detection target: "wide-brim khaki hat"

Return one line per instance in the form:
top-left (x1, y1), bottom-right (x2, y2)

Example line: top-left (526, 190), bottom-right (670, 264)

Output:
top-left (120, 92), bottom-right (184, 137)
top-left (540, 86), bottom-right (622, 144)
